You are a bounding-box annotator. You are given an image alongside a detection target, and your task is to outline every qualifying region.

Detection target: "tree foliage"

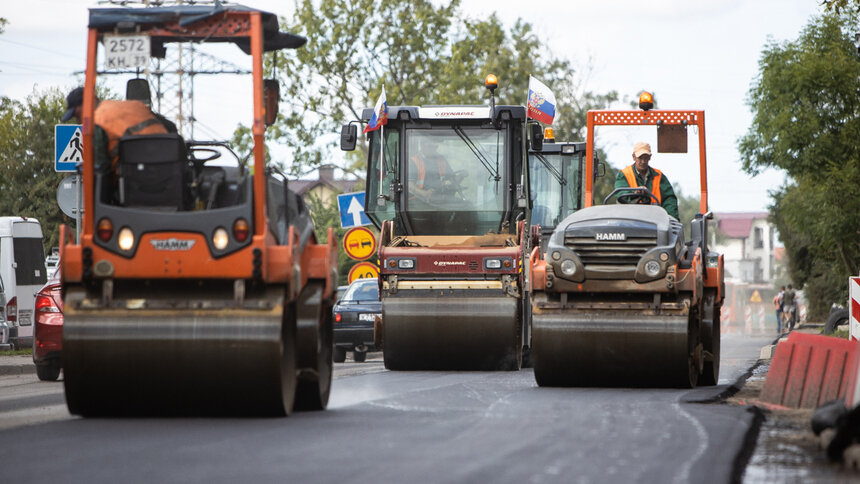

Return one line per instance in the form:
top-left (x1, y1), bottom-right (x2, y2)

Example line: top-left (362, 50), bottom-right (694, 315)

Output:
top-left (0, 89), bottom-right (71, 249)
top-left (739, 12), bottom-right (860, 318)
top-left (269, 0), bottom-right (617, 176)
top-left (822, 0), bottom-right (860, 13)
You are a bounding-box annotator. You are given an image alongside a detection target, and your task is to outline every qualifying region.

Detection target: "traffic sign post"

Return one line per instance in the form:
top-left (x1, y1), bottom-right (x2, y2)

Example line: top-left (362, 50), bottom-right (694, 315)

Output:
top-left (348, 261), bottom-right (379, 284)
top-left (337, 191), bottom-right (372, 228)
top-left (55, 124), bottom-right (83, 172)
top-left (343, 227), bottom-right (377, 261)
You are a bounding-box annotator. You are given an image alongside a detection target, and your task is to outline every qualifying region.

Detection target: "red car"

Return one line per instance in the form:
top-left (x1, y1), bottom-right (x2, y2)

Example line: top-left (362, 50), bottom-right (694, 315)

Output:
top-left (33, 268), bottom-right (62, 381)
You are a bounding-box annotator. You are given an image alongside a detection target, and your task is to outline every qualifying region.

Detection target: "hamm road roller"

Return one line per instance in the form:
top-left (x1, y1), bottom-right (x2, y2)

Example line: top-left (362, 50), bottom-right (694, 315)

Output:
top-left (341, 77), bottom-right (531, 370)
top-left (60, 5), bottom-right (337, 416)
top-left (530, 94), bottom-right (724, 388)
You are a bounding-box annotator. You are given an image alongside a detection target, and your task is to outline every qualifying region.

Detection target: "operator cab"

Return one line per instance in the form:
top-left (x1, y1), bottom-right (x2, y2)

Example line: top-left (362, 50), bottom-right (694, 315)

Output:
top-left (528, 129), bottom-right (586, 250)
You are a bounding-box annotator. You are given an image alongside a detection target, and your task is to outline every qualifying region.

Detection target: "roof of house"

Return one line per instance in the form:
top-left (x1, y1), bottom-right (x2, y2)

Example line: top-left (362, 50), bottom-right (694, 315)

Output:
top-left (714, 212), bottom-right (769, 239)
top-left (291, 165), bottom-right (363, 197)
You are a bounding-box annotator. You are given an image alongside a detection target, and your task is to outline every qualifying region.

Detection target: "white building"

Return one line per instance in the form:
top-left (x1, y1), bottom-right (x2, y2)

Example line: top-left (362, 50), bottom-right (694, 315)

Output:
top-left (711, 212), bottom-right (778, 284)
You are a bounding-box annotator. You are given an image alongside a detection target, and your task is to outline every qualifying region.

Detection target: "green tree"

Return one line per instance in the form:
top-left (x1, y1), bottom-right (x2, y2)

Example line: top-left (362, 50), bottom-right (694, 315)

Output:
top-left (270, 0), bottom-right (616, 176)
top-left (822, 0), bottom-right (860, 13)
top-left (0, 88), bottom-right (71, 249)
top-left (739, 12), bottom-right (860, 318)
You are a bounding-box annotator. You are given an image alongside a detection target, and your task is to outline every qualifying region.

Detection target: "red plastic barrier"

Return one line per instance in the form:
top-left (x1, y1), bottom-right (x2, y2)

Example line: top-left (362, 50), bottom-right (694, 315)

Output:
top-left (760, 332), bottom-right (860, 409)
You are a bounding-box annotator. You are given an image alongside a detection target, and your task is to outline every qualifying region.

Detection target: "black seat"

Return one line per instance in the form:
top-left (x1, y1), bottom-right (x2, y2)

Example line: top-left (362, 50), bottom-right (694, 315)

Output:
top-left (117, 134), bottom-right (188, 209)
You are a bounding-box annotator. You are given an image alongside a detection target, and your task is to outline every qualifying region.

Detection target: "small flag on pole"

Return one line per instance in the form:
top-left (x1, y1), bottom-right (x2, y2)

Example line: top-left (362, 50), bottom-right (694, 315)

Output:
top-left (364, 86), bottom-right (388, 133)
top-left (527, 76), bottom-right (556, 125)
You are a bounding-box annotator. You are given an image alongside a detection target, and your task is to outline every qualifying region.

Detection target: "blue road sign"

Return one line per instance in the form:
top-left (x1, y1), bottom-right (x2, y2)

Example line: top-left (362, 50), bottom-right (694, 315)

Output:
top-left (337, 191), bottom-right (372, 228)
top-left (55, 124), bottom-right (83, 172)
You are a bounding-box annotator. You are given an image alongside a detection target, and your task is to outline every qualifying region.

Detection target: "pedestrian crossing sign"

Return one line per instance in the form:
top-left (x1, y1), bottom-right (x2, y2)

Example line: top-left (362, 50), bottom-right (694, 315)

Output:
top-left (55, 124), bottom-right (83, 172)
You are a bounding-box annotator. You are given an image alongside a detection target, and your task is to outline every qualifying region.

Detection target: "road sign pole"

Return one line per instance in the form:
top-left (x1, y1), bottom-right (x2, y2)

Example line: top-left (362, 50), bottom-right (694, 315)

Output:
top-left (75, 174), bottom-right (81, 243)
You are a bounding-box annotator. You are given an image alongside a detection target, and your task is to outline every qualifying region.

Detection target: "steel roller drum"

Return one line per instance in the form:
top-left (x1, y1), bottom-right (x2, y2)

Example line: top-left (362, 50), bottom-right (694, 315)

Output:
top-left (382, 295), bottom-right (521, 371)
top-left (62, 287), bottom-right (296, 416)
top-left (532, 309), bottom-right (694, 388)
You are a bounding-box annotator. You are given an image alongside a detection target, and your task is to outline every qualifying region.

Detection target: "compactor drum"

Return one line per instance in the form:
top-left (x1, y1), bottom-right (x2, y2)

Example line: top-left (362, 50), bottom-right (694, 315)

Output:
top-left (60, 6), bottom-right (337, 416)
top-left (530, 99), bottom-right (724, 388)
top-left (341, 78), bottom-right (531, 371)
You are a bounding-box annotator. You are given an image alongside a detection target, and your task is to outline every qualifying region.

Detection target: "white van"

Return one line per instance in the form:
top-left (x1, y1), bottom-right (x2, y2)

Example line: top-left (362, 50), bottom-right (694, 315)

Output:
top-left (0, 217), bottom-right (48, 349)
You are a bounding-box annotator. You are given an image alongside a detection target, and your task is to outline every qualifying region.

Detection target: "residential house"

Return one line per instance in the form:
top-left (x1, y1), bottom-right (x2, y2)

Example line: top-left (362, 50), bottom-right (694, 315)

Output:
top-left (711, 212), bottom-right (779, 283)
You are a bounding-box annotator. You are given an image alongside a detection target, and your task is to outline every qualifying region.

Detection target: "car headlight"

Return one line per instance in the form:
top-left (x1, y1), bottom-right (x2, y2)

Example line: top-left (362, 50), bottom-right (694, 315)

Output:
top-left (644, 260), bottom-right (661, 277)
top-left (560, 259), bottom-right (577, 276)
top-left (117, 227), bottom-right (134, 251)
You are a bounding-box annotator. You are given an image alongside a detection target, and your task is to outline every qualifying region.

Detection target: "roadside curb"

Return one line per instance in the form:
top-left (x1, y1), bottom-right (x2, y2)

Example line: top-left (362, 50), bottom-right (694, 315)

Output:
top-left (0, 356), bottom-right (37, 376)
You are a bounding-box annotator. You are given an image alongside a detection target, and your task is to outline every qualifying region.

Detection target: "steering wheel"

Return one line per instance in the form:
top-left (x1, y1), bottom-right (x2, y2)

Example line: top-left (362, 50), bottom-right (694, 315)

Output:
top-left (438, 170), bottom-right (468, 198)
top-left (604, 187), bottom-right (660, 205)
top-left (189, 147), bottom-right (222, 163)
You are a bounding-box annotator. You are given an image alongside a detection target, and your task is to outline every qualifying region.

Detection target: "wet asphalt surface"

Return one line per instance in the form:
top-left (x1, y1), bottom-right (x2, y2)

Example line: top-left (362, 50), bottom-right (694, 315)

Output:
top-left (0, 332), bottom-right (774, 483)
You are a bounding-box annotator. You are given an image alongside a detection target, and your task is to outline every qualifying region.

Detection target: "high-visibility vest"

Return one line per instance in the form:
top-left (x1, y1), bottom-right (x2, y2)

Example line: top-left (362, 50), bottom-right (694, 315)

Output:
top-left (94, 100), bottom-right (168, 169)
top-left (410, 154), bottom-right (446, 189)
top-left (622, 165), bottom-right (662, 204)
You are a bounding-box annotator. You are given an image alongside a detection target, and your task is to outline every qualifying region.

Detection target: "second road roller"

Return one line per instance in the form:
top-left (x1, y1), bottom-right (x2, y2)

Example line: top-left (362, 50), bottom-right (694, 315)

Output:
top-left (530, 93), bottom-right (725, 388)
top-left (59, 5), bottom-right (337, 416)
top-left (341, 76), bottom-right (535, 370)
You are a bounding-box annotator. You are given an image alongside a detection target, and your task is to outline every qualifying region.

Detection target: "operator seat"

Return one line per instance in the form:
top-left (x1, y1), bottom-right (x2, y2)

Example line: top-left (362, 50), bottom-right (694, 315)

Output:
top-left (117, 133), bottom-right (188, 210)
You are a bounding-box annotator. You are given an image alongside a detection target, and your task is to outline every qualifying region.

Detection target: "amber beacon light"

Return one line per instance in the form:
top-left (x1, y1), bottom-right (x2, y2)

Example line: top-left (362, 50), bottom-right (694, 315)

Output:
top-left (638, 91), bottom-right (654, 111)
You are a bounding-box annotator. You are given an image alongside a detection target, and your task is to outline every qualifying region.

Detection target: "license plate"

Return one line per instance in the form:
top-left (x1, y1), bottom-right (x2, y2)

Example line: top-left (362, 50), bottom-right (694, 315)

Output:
top-left (359, 313), bottom-right (380, 322)
top-left (103, 34), bottom-right (150, 70)
top-left (18, 310), bottom-right (32, 326)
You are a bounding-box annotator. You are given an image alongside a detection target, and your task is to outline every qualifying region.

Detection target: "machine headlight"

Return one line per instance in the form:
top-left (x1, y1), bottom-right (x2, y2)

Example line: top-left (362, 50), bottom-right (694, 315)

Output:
top-left (398, 259), bottom-right (415, 269)
top-left (644, 260), bottom-right (662, 277)
top-left (117, 227), bottom-right (134, 252)
top-left (213, 227), bottom-right (229, 250)
top-left (485, 259), bottom-right (501, 269)
top-left (560, 259), bottom-right (577, 276)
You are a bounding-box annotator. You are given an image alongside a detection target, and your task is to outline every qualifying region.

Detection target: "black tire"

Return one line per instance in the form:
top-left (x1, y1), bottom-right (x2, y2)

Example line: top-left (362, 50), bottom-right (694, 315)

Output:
top-left (294, 282), bottom-right (333, 412)
top-left (333, 346), bottom-right (347, 363)
top-left (699, 300), bottom-right (721, 387)
top-left (36, 362), bottom-right (61, 381)
top-left (824, 308), bottom-right (849, 335)
top-left (353, 349), bottom-right (367, 363)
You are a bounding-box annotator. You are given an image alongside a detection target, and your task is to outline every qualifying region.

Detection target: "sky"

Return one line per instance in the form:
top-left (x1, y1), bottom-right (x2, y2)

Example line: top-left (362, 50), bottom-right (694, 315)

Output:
top-left (0, 0), bottom-right (830, 213)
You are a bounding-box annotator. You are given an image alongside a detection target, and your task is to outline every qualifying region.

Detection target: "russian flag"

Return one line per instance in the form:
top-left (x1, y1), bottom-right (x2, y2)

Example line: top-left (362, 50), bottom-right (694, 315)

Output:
top-left (527, 76), bottom-right (556, 125)
top-left (364, 86), bottom-right (388, 133)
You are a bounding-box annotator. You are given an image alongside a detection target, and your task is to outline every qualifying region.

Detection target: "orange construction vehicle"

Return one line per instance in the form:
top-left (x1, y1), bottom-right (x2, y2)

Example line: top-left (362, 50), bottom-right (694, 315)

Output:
top-left (529, 93), bottom-right (724, 388)
top-left (60, 5), bottom-right (337, 415)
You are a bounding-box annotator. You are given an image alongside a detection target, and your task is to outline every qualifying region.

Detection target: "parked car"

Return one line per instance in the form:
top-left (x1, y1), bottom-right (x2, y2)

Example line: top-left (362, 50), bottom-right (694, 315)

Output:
top-left (333, 278), bottom-right (381, 363)
top-left (0, 216), bottom-right (48, 349)
top-left (33, 267), bottom-right (62, 381)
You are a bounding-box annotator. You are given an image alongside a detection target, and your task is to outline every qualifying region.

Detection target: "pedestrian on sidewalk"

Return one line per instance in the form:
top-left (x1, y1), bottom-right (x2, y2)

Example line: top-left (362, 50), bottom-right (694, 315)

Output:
top-left (773, 286), bottom-right (785, 334)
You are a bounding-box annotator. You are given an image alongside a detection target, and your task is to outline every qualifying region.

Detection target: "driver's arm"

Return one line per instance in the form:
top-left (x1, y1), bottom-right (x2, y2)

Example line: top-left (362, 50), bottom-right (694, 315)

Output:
top-left (659, 175), bottom-right (679, 220)
top-left (614, 170), bottom-right (631, 190)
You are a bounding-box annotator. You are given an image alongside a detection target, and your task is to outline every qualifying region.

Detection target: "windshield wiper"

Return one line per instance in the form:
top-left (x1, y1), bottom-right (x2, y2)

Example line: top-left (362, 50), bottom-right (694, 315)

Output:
top-left (452, 126), bottom-right (500, 182)
top-left (533, 152), bottom-right (566, 186)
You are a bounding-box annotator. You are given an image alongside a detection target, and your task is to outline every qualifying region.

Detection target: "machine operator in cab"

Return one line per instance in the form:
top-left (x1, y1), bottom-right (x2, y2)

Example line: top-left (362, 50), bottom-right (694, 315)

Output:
top-left (61, 86), bottom-right (172, 174)
top-left (614, 141), bottom-right (679, 220)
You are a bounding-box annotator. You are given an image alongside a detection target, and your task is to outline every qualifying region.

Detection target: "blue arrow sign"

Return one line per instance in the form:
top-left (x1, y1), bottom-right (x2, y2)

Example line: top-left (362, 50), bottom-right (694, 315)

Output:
top-left (55, 124), bottom-right (83, 172)
top-left (337, 191), bottom-right (372, 228)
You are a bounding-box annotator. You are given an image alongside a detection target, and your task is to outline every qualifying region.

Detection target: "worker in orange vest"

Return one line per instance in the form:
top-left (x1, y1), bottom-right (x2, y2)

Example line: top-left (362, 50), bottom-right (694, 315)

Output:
top-left (61, 86), bottom-right (170, 173)
top-left (408, 137), bottom-right (450, 202)
top-left (613, 141), bottom-right (679, 219)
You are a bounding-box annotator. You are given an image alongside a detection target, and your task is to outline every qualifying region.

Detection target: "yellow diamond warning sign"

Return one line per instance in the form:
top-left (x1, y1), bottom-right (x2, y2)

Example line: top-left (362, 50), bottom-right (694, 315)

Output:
top-left (343, 226), bottom-right (377, 261)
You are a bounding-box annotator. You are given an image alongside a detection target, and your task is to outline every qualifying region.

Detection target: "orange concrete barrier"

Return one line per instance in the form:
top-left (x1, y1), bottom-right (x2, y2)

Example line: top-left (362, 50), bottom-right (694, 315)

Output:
top-left (760, 332), bottom-right (860, 409)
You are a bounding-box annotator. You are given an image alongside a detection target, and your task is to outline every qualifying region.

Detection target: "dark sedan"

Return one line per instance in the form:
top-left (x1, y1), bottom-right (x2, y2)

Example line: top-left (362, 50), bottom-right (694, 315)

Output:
top-left (333, 278), bottom-right (380, 363)
top-left (33, 267), bottom-right (62, 381)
